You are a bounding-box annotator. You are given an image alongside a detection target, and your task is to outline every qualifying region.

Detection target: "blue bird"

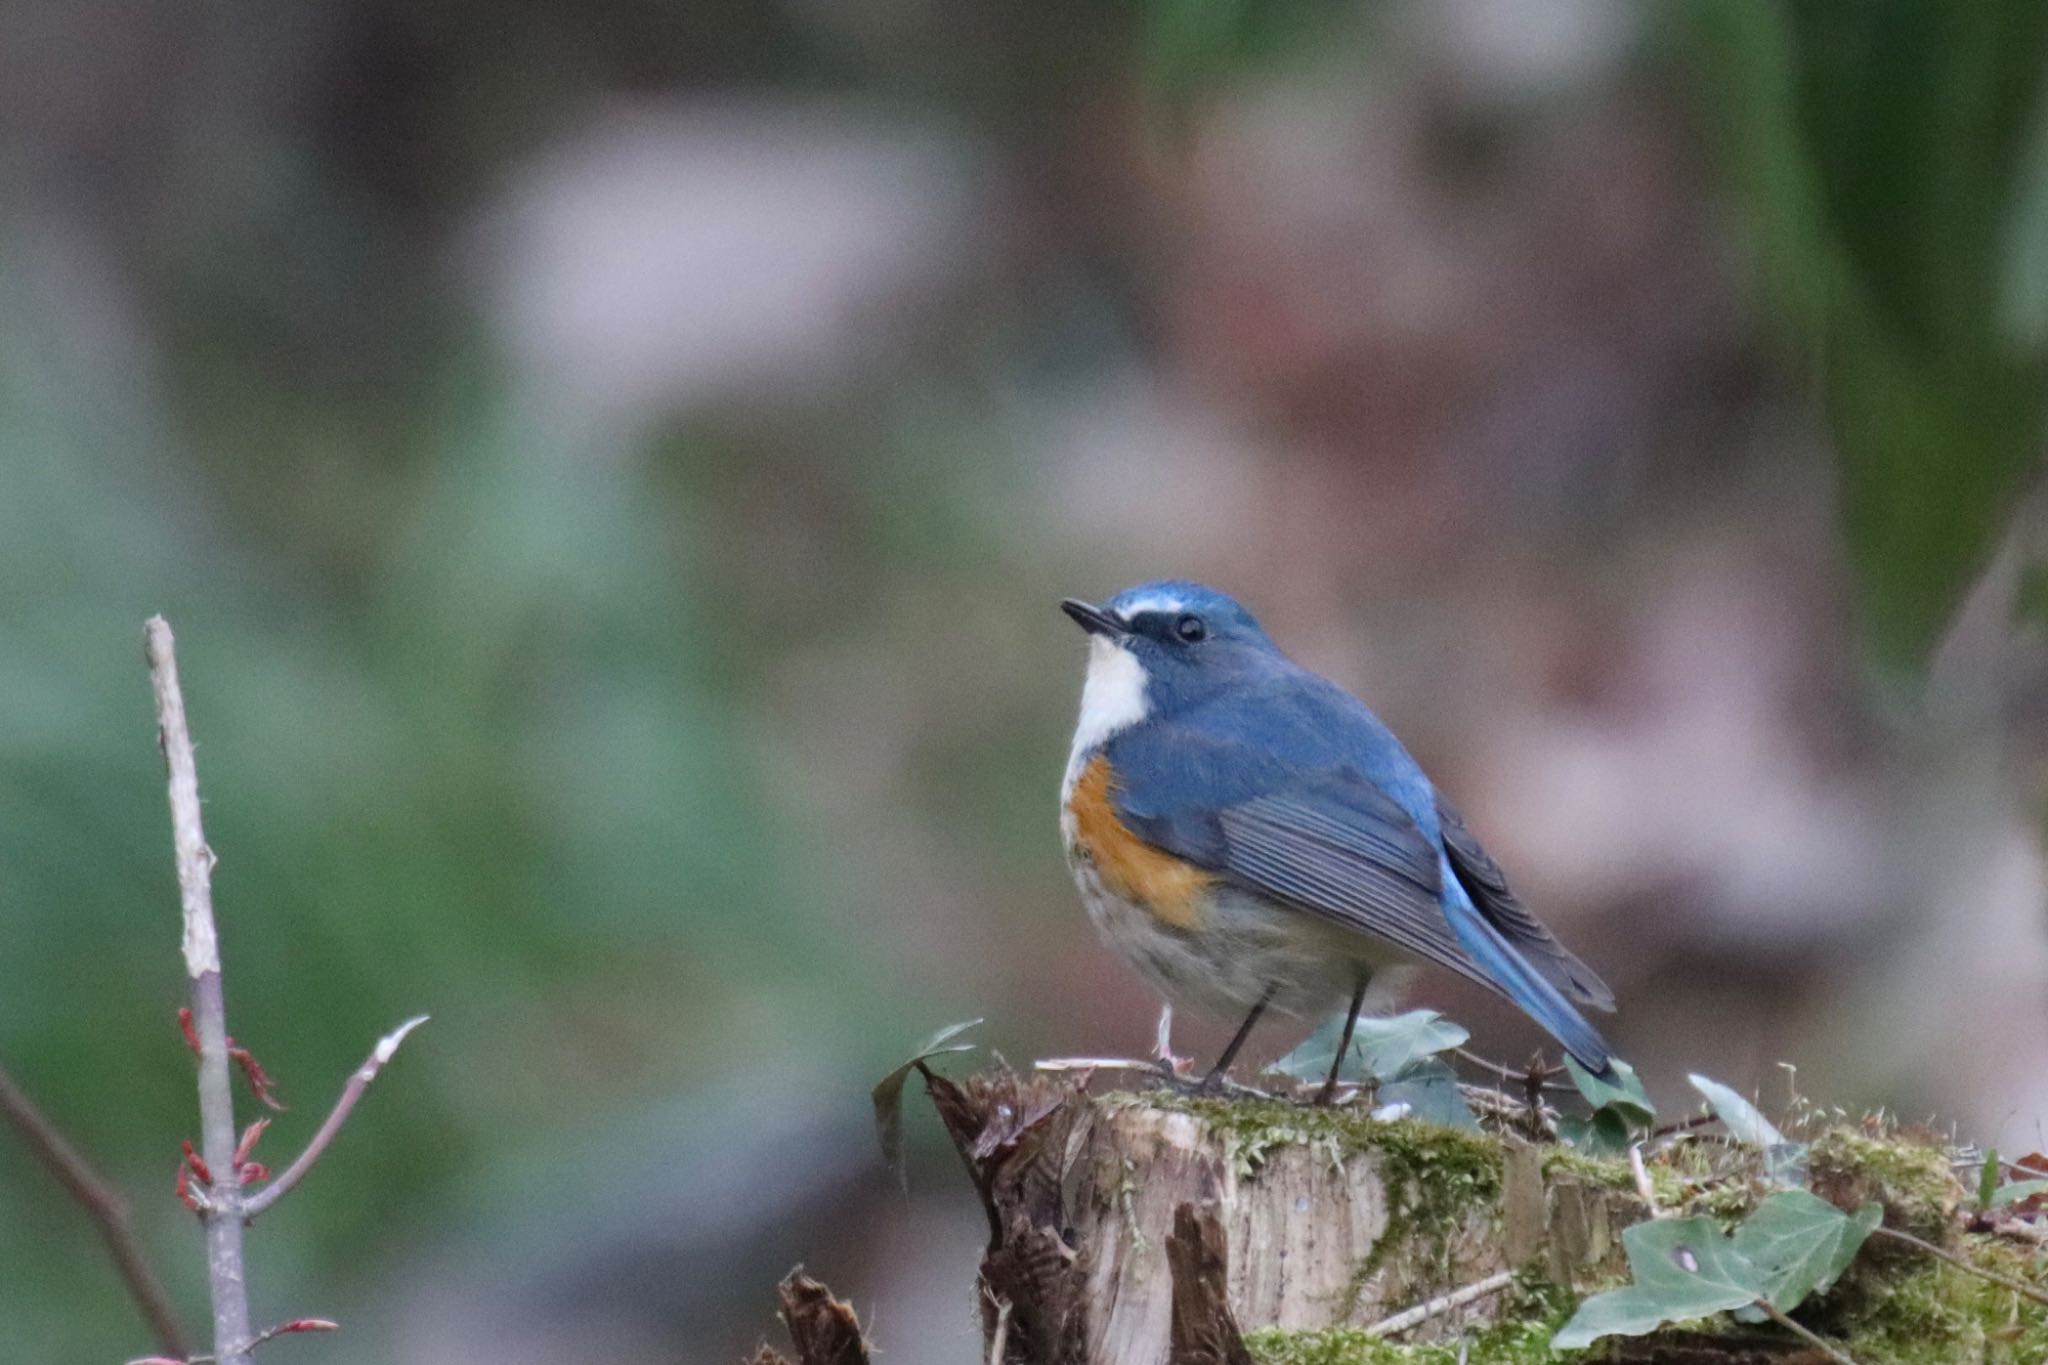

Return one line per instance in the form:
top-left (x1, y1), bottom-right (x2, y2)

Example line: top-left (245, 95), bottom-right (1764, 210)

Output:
top-left (1058, 580), bottom-right (1616, 1100)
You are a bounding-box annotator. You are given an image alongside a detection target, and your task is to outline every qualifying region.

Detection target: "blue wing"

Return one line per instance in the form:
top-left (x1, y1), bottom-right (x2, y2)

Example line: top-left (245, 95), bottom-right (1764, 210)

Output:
top-left (1437, 795), bottom-right (1615, 1012)
top-left (1104, 723), bottom-right (1489, 994)
top-left (1105, 697), bottom-right (1613, 1073)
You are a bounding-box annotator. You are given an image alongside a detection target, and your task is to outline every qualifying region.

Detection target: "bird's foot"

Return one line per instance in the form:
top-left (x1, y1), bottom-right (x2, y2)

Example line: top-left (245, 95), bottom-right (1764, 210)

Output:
top-left (1142, 1055), bottom-right (1202, 1092)
top-left (1131, 1059), bottom-right (1270, 1101)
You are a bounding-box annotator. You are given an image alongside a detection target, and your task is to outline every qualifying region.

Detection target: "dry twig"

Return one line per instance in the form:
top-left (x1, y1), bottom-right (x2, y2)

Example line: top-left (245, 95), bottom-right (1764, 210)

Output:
top-left (1361, 1269), bottom-right (1517, 1339)
top-left (1752, 1299), bottom-right (1860, 1365)
top-left (1870, 1226), bottom-right (2048, 1310)
top-left (0, 1063), bottom-right (190, 1356)
top-left (1629, 1143), bottom-right (1666, 1216)
top-left (242, 1017), bottom-right (428, 1219)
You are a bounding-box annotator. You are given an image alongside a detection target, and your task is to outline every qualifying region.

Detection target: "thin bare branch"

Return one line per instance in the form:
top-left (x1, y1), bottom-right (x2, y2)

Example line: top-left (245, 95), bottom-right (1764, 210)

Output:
top-left (0, 1062), bottom-right (191, 1357)
top-left (1649, 1112), bottom-right (1722, 1140)
top-left (1032, 1057), bottom-right (1162, 1074)
top-left (1032, 1057), bottom-right (1272, 1099)
top-left (1629, 1143), bottom-right (1667, 1216)
top-left (1870, 1226), bottom-right (2048, 1309)
top-left (242, 1017), bottom-right (428, 1220)
top-left (1452, 1047), bottom-right (1570, 1086)
top-left (244, 1318), bottom-right (338, 1352)
top-left (147, 615), bottom-right (254, 1365)
top-left (1752, 1299), bottom-right (1861, 1365)
top-left (1362, 1269), bottom-right (1516, 1338)
top-left (127, 1319), bottom-right (335, 1365)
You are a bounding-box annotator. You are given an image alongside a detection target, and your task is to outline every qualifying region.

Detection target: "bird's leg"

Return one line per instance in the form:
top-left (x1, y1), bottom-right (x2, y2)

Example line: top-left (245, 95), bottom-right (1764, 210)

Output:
top-left (1150, 1004), bottom-right (1191, 1079)
top-left (1315, 974), bottom-right (1370, 1106)
top-left (1198, 985), bottom-right (1276, 1094)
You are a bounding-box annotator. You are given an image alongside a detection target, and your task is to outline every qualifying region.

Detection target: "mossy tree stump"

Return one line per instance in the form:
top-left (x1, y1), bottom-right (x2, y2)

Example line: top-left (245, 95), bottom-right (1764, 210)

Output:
top-left (878, 1067), bottom-right (2047, 1365)
top-left (923, 1069), bottom-right (1641, 1364)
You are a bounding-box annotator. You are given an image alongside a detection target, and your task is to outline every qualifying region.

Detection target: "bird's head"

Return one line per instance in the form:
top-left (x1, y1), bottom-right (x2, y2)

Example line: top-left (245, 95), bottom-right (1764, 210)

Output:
top-left (1060, 580), bottom-right (1282, 744)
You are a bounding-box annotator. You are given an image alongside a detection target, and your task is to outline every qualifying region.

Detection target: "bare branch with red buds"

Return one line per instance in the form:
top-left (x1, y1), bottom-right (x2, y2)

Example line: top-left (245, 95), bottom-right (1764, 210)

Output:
top-left (146, 617), bottom-right (428, 1364)
top-left (124, 1317), bottom-right (339, 1365)
top-left (179, 1008), bottom-right (287, 1112)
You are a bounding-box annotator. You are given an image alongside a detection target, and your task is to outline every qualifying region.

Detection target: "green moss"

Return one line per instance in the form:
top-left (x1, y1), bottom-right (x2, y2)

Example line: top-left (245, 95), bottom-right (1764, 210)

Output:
top-left (1130, 1093), bottom-right (1489, 1170)
top-left (1538, 1147), bottom-right (1634, 1191)
top-left (1245, 1275), bottom-right (1587, 1364)
top-left (1843, 1247), bottom-right (2048, 1365)
top-left (1115, 1096), bottom-right (2042, 1363)
top-left (1682, 1180), bottom-right (1761, 1225)
top-left (1809, 1128), bottom-right (1962, 1245)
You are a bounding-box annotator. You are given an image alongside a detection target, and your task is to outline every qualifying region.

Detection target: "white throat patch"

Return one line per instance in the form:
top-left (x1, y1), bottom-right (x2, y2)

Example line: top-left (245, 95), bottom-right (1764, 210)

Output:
top-left (1061, 637), bottom-right (1149, 799)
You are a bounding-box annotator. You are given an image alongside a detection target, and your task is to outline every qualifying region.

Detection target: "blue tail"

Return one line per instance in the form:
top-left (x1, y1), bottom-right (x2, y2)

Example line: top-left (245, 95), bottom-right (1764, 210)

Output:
top-left (1440, 878), bottom-right (1613, 1076)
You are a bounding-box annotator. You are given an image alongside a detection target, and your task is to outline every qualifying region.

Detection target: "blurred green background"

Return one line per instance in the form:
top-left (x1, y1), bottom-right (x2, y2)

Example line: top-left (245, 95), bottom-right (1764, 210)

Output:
top-left (2, 0), bottom-right (2045, 1360)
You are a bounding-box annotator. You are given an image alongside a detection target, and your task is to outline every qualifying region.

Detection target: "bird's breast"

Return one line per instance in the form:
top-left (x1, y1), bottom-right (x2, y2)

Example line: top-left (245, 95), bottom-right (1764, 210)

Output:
top-left (1062, 753), bottom-right (1213, 931)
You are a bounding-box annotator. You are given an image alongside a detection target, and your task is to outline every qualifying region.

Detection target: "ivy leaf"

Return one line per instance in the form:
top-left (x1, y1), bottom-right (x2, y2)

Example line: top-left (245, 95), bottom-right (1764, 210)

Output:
top-left (1566, 1056), bottom-right (1655, 1123)
top-left (1563, 1056), bottom-right (1655, 1148)
top-left (1272, 1008), bottom-right (1467, 1085)
top-left (1557, 1108), bottom-right (1636, 1157)
top-left (1988, 1179), bottom-right (2048, 1208)
top-left (871, 1019), bottom-right (981, 1187)
top-left (1687, 1074), bottom-right (1784, 1148)
top-left (1732, 1190), bottom-right (1883, 1310)
top-left (1552, 1215), bottom-right (1767, 1348)
top-left (1375, 1056), bottom-right (1480, 1131)
top-left (1688, 1073), bottom-right (1807, 1186)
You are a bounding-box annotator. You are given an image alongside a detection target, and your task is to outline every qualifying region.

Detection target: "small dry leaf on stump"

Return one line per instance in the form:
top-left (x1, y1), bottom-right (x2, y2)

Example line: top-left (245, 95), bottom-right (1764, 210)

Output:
top-left (774, 1268), bottom-right (871, 1365)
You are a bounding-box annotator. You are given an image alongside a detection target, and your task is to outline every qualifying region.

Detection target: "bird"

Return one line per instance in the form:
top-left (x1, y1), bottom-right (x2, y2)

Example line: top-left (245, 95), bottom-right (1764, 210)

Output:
top-left (1057, 579), bottom-right (1616, 1101)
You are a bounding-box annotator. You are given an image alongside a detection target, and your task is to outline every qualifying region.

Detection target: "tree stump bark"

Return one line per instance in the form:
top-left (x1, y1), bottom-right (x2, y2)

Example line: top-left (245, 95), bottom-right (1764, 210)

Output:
top-left (923, 1069), bottom-right (1645, 1365)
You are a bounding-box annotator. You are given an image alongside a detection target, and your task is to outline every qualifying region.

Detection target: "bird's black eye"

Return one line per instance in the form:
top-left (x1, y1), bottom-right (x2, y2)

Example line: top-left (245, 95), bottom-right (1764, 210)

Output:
top-left (1174, 613), bottom-right (1208, 643)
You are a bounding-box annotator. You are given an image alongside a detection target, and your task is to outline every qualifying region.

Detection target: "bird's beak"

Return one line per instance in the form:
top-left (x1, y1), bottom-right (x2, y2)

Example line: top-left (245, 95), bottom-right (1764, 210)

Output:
top-left (1060, 598), bottom-right (1128, 640)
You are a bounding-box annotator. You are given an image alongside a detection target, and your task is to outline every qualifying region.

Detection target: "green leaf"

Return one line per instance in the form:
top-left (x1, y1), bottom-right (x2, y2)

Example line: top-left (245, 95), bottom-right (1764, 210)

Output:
top-left (871, 1019), bottom-right (981, 1187)
top-left (1732, 1190), bottom-right (1883, 1311)
top-left (1272, 1008), bottom-right (1467, 1085)
top-left (1679, 0), bottom-right (2048, 674)
top-left (1566, 1056), bottom-right (1656, 1126)
top-left (1687, 1074), bottom-right (1784, 1148)
top-left (1979, 1149), bottom-right (2003, 1208)
top-left (1688, 1073), bottom-right (1807, 1186)
top-left (1557, 1107), bottom-right (1636, 1157)
top-left (1988, 1178), bottom-right (2048, 1208)
top-left (1552, 1215), bottom-right (1767, 1349)
top-left (1375, 1057), bottom-right (1480, 1131)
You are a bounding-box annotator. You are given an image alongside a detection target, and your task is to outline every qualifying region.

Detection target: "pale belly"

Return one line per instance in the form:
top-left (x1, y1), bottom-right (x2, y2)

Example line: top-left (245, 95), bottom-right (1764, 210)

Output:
top-left (1066, 851), bottom-right (1412, 1021)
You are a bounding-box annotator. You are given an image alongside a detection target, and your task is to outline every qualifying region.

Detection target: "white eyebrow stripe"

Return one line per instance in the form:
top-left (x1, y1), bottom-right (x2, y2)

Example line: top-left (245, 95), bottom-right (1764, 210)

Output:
top-left (1116, 594), bottom-right (1186, 618)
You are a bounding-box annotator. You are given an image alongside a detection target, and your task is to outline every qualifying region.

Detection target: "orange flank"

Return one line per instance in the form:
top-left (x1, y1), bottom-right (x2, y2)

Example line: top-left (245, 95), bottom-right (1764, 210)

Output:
top-left (1068, 754), bottom-right (1213, 930)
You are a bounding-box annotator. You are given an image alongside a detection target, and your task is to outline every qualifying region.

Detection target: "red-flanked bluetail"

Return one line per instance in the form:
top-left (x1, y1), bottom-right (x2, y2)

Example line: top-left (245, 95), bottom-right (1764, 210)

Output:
top-left (1058, 580), bottom-right (1616, 1101)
